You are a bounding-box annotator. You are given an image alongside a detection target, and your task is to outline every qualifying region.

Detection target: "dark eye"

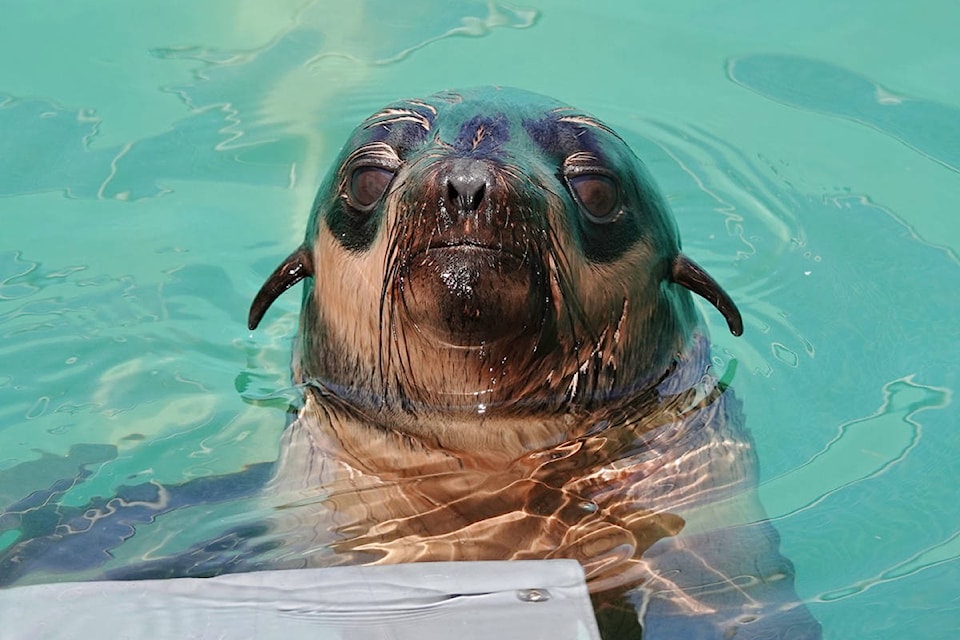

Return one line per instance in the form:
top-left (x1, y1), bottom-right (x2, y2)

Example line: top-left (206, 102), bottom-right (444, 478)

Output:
top-left (568, 174), bottom-right (618, 221)
top-left (349, 167), bottom-right (394, 208)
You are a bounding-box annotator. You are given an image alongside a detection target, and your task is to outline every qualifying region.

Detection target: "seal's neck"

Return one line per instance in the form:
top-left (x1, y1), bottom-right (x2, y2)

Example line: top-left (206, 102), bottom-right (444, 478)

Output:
top-left (291, 330), bottom-right (713, 467)
top-left (296, 297), bottom-right (699, 422)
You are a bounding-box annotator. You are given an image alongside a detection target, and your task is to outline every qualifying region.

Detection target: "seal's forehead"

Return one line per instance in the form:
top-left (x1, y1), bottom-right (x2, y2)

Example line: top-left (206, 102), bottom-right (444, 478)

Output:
top-left (349, 87), bottom-right (626, 162)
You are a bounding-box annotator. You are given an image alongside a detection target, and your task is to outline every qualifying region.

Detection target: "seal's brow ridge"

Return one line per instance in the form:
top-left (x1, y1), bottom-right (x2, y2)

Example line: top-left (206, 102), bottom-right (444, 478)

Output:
top-left (342, 142), bottom-right (401, 167)
top-left (556, 115), bottom-right (618, 137)
top-left (363, 108), bottom-right (432, 132)
top-left (405, 99), bottom-right (438, 116)
top-left (564, 151), bottom-right (602, 166)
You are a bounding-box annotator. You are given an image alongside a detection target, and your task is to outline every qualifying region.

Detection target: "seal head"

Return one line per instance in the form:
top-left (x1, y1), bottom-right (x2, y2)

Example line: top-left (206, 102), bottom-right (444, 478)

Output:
top-left (250, 87), bottom-right (740, 430)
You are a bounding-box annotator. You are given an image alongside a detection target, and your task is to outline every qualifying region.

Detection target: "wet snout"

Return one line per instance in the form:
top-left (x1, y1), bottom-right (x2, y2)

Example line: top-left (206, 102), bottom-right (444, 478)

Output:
top-left (397, 156), bottom-right (545, 346)
top-left (430, 157), bottom-right (506, 247)
top-left (444, 158), bottom-right (493, 215)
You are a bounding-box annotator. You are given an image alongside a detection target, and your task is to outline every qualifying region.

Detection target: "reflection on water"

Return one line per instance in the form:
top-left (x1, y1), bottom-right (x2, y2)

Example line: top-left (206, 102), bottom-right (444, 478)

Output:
top-left (0, 1), bottom-right (537, 201)
top-left (0, 94), bottom-right (292, 200)
top-left (761, 376), bottom-right (949, 520)
top-left (729, 54), bottom-right (960, 174)
top-left (820, 526), bottom-right (960, 602)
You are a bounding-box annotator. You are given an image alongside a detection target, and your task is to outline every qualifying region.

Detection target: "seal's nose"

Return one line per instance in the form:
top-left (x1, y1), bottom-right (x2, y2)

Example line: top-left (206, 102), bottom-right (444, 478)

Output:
top-left (444, 159), bottom-right (492, 213)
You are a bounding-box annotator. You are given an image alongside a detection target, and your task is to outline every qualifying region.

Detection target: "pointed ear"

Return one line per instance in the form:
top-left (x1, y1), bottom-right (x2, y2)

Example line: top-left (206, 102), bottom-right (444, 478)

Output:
top-left (248, 245), bottom-right (314, 330)
top-left (671, 254), bottom-right (743, 336)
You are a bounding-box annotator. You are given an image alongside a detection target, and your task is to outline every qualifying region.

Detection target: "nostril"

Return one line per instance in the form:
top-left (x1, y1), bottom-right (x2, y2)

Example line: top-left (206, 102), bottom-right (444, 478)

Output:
top-left (447, 177), bottom-right (486, 211)
top-left (447, 180), bottom-right (460, 206)
top-left (445, 161), bottom-right (490, 212)
top-left (470, 183), bottom-right (485, 210)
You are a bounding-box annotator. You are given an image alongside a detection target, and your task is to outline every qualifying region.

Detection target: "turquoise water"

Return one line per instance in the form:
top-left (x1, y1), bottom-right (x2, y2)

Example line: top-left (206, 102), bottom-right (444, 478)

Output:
top-left (2, 1), bottom-right (959, 637)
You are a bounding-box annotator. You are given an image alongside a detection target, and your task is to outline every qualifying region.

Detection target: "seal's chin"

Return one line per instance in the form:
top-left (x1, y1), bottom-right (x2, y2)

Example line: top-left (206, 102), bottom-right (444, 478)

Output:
top-left (401, 244), bottom-right (542, 346)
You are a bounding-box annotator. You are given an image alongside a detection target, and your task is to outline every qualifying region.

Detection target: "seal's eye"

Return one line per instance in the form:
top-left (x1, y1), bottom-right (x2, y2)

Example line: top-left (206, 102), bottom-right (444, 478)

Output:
top-left (568, 174), bottom-right (618, 222)
top-left (349, 167), bottom-right (394, 209)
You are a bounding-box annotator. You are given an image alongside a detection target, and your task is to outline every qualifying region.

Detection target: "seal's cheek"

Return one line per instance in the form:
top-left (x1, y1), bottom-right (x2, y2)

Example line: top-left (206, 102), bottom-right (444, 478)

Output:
top-left (403, 246), bottom-right (541, 345)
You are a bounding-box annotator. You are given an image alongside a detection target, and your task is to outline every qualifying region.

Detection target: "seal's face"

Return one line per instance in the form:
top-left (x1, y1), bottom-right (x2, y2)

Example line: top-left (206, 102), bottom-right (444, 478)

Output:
top-left (250, 87), bottom-right (740, 430)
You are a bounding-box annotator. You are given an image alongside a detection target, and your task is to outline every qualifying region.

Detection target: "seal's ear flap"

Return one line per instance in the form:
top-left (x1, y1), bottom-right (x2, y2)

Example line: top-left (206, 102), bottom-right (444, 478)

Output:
top-left (671, 254), bottom-right (744, 336)
top-left (248, 245), bottom-right (314, 330)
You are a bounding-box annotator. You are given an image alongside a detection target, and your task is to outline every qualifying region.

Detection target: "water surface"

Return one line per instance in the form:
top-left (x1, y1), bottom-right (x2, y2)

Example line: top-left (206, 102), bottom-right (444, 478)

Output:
top-left (1, 1), bottom-right (959, 637)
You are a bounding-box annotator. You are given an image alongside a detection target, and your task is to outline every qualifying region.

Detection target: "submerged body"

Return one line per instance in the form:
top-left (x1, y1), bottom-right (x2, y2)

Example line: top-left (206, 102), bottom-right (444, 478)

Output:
top-left (250, 87), bottom-right (819, 638)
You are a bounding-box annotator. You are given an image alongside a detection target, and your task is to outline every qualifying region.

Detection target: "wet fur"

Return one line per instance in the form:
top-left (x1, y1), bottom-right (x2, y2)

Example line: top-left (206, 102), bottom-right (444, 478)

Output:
top-left (252, 88), bottom-right (820, 639)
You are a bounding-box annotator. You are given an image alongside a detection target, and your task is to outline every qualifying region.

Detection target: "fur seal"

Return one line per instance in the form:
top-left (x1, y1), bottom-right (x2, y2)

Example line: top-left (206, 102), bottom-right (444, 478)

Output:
top-left (249, 87), bottom-right (820, 639)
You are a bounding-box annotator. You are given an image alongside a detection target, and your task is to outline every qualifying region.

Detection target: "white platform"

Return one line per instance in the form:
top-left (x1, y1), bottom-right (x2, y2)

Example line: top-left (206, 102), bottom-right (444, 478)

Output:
top-left (0, 560), bottom-right (601, 640)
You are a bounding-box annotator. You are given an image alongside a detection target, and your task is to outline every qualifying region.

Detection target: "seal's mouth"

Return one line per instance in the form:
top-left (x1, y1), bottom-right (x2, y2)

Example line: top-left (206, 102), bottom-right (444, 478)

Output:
top-left (416, 240), bottom-right (528, 266)
top-left (398, 234), bottom-right (543, 346)
top-left (403, 199), bottom-right (533, 265)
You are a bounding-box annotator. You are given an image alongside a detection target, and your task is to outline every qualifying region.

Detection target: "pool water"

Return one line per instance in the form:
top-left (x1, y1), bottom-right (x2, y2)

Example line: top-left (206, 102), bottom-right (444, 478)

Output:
top-left (1, 1), bottom-right (959, 638)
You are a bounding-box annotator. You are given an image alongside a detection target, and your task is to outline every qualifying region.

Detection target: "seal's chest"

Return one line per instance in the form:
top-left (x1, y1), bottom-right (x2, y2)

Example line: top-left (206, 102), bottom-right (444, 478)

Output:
top-left (267, 373), bottom-right (747, 597)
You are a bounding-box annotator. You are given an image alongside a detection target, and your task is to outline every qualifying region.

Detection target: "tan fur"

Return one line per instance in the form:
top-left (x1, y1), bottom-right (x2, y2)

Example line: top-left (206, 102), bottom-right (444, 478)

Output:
top-left (252, 90), bottom-right (818, 638)
top-left (266, 362), bottom-right (765, 603)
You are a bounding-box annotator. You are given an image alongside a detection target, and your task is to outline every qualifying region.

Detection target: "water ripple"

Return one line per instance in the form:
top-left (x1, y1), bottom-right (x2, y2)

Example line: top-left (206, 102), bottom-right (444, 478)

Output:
top-left (818, 527), bottom-right (960, 602)
top-left (728, 54), bottom-right (960, 175)
top-left (760, 376), bottom-right (950, 520)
